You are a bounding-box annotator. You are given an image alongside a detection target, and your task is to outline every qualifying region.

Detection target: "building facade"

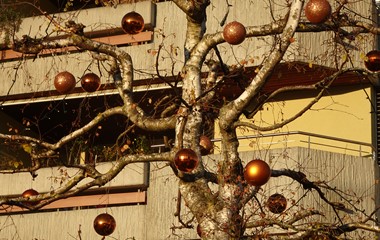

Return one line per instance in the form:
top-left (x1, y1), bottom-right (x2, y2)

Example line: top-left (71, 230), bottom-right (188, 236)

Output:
top-left (0, 0), bottom-right (378, 239)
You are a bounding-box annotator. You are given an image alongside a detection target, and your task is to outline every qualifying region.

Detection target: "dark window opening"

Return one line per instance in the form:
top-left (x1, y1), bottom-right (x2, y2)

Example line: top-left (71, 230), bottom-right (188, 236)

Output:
top-left (0, 89), bottom-right (177, 169)
top-left (1, 0), bottom-right (100, 18)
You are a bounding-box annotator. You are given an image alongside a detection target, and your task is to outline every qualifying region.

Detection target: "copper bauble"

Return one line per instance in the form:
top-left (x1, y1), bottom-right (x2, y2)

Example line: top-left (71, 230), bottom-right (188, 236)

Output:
top-left (21, 188), bottom-right (39, 206)
top-left (243, 159), bottom-right (271, 186)
top-left (174, 148), bottom-right (199, 172)
top-left (223, 21), bottom-right (246, 45)
top-left (305, 0), bottom-right (331, 24)
top-left (121, 11), bottom-right (145, 35)
top-left (364, 50), bottom-right (380, 72)
top-left (267, 193), bottom-right (287, 214)
top-left (54, 71), bottom-right (76, 94)
top-left (81, 73), bottom-right (101, 92)
top-left (93, 213), bottom-right (116, 236)
top-left (199, 135), bottom-right (213, 156)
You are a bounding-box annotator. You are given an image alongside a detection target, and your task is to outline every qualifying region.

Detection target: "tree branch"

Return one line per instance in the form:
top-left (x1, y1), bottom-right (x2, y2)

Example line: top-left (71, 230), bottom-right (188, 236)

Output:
top-left (1, 151), bottom-right (174, 209)
top-left (219, 0), bottom-right (304, 131)
top-left (233, 68), bottom-right (348, 131)
top-left (271, 169), bottom-right (350, 212)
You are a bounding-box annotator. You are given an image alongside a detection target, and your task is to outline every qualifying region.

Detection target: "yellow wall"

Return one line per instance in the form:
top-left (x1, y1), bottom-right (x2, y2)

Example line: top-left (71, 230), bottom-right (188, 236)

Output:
top-left (215, 85), bottom-right (373, 157)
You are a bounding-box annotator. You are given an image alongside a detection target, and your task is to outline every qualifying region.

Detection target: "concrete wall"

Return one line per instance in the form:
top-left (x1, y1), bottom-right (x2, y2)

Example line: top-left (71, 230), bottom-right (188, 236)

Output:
top-left (0, 147), bottom-right (377, 239)
top-left (0, 0), bottom-right (374, 97)
top-left (0, 163), bottom-right (147, 196)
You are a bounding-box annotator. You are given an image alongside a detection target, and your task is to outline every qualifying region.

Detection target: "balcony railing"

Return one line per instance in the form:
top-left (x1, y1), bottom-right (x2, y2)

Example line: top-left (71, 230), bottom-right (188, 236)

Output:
top-left (151, 131), bottom-right (374, 158)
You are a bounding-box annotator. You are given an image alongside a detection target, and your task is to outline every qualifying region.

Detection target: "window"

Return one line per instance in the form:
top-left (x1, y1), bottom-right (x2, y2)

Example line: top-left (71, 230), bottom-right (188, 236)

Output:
top-left (0, 88), bottom-right (176, 169)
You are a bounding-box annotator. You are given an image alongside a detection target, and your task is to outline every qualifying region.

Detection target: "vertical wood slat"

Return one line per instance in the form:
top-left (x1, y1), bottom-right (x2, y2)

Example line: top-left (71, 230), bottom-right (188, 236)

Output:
top-left (0, 147), bottom-right (376, 239)
top-left (375, 88), bottom-right (380, 166)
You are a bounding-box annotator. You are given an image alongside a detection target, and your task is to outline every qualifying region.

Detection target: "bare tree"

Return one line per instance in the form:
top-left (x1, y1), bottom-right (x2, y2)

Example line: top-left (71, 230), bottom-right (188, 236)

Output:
top-left (0, 0), bottom-right (379, 239)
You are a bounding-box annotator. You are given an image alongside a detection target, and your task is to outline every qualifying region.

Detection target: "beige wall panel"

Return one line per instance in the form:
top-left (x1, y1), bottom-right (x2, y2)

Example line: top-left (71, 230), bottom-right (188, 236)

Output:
top-left (0, 148), bottom-right (377, 239)
top-left (296, 0), bottom-right (375, 68)
top-left (0, 204), bottom-right (147, 239)
top-left (0, 163), bottom-right (147, 196)
top-left (239, 147), bottom-right (378, 238)
top-left (146, 163), bottom-right (197, 239)
top-left (14, 1), bottom-right (155, 39)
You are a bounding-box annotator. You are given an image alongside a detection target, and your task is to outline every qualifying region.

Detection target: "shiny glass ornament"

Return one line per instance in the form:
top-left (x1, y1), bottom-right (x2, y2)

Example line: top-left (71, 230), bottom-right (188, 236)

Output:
top-left (54, 71), bottom-right (76, 94)
top-left (223, 21), bottom-right (246, 45)
top-left (305, 0), bottom-right (331, 24)
top-left (81, 73), bottom-right (101, 92)
top-left (199, 135), bottom-right (213, 156)
top-left (364, 50), bottom-right (380, 72)
top-left (93, 213), bottom-right (116, 236)
top-left (174, 148), bottom-right (199, 172)
top-left (267, 193), bottom-right (287, 214)
top-left (243, 159), bottom-right (271, 186)
top-left (21, 188), bottom-right (39, 206)
top-left (121, 11), bottom-right (145, 35)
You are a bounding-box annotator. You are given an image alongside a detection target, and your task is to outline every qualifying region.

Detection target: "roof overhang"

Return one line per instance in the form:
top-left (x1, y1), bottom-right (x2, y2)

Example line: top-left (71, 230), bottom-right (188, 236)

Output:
top-left (219, 61), bottom-right (372, 97)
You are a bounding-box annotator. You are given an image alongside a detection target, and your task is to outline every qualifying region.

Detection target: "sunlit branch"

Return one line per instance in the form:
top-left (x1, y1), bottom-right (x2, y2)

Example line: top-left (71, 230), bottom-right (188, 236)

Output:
top-left (220, 0), bottom-right (304, 130)
top-left (271, 169), bottom-right (349, 211)
top-left (0, 151), bottom-right (174, 210)
top-left (334, 222), bottom-right (380, 234)
top-left (232, 68), bottom-right (347, 131)
top-left (0, 133), bottom-right (54, 149)
top-left (12, 22), bottom-right (177, 133)
top-left (286, 209), bottom-right (324, 225)
top-left (45, 106), bottom-right (125, 156)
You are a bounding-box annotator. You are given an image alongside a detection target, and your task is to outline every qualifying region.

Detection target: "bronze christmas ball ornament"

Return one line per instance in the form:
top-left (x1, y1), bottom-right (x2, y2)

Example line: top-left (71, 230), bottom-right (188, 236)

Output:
top-left (93, 213), bottom-right (116, 236)
top-left (21, 188), bottom-right (39, 206)
top-left (243, 159), bottom-right (271, 186)
top-left (174, 148), bottom-right (199, 172)
top-left (223, 21), bottom-right (246, 45)
top-left (121, 11), bottom-right (145, 35)
top-left (81, 73), bottom-right (101, 92)
top-left (364, 50), bottom-right (380, 72)
top-left (54, 71), bottom-right (76, 94)
top-left (199, 135), bottom-right (213, 155)
top-left (305, 0), bottom-right (332, 24)
top-left (266, 193), bottom-right (287, 214)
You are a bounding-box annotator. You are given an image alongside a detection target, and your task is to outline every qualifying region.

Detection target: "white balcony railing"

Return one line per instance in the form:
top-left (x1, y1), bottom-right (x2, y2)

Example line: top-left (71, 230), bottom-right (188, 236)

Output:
top-left (152, 131), bottom-right (374, 158)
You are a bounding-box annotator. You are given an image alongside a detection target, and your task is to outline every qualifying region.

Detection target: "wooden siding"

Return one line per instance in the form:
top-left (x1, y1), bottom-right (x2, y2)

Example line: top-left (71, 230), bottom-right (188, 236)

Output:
top-left (0, 162), bottom-right (148, 196)
top-left (0, 31), bottom-right (153, 61)
top-left (0, 147), bottom-right (377, 239)
top-left (0, 0), bottom-right (374, 100)
top-left (0, 191), bottom-right (146, 214)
